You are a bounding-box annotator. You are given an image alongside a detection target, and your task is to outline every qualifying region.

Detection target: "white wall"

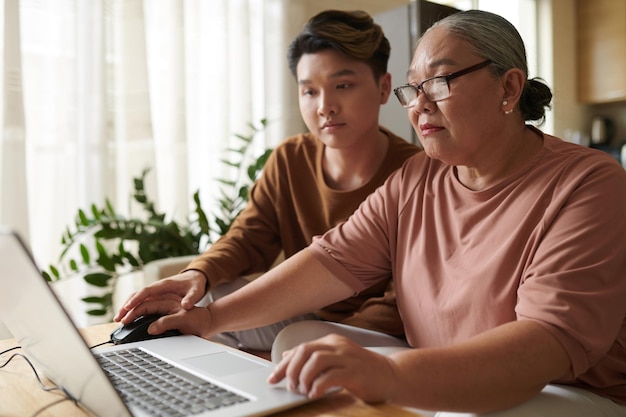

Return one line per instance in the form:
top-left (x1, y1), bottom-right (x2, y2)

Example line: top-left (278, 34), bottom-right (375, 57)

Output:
top-left (374, 6), bottom-right (417, 144)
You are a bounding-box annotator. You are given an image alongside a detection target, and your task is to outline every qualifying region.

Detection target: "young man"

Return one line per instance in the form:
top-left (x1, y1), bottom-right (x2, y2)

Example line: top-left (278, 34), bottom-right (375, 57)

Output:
top-left (116, 10), bottom-right (420, 351)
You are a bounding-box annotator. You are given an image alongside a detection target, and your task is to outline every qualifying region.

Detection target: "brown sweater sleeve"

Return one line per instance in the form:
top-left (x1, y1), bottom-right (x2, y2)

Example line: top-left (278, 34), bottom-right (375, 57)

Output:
top-left (184, 141), bottom-right (289, 289)
top-left (338, 280), bottom-right (405, 337)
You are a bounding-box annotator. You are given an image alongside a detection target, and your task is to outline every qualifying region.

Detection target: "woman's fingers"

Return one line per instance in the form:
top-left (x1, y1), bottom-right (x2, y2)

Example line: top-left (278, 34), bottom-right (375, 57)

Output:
top-left (269, 335), bottom-right (349, 396)
top-left (269, 334), bottom-right (396, 403)
top-left (296, 348), bottom-right (344, 398)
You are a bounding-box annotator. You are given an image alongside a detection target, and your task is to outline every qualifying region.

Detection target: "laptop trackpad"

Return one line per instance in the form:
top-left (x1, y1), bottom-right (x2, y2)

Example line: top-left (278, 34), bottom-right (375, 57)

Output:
top-left (183, 351), bottom-right (267, 377)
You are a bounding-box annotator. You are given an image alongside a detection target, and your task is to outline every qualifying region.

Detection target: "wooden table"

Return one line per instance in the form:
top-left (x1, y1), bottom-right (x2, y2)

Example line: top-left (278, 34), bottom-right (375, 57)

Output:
top-left (0, 322), bottom-right (422, 417)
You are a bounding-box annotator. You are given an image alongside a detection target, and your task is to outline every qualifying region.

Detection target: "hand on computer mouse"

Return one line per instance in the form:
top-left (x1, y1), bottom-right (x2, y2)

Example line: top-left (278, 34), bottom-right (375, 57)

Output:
top-left (110, 314), bottom-right (181, 345)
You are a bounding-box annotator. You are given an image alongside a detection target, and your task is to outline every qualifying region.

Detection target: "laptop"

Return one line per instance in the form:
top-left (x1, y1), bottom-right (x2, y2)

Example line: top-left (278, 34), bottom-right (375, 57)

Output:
top-left (0, 228), bottom-right (312, 417)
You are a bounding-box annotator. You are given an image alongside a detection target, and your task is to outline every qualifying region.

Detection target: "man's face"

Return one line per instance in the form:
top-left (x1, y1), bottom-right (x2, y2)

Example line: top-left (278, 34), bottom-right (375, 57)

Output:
top-left (296, 49), bottom-right (390, 150)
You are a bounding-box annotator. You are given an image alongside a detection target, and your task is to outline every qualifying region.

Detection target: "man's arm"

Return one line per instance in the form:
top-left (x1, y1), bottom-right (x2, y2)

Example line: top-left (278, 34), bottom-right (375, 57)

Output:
top-left (128, 250), bottom-right (355, 339)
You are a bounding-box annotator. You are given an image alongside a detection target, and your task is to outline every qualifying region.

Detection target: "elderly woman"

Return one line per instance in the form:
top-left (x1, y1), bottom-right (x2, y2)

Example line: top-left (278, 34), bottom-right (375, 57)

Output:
top-left (117, 10), bottom-right (626, 416)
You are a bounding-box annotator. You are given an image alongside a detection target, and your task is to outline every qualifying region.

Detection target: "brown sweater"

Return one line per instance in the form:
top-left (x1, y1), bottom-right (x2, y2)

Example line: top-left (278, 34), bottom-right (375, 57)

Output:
top-left (186, 127), bottom-right (420, 336)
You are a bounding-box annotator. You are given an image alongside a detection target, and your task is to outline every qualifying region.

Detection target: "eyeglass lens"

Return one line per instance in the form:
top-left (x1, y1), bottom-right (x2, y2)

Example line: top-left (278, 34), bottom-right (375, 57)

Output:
top-left (394, 60), bottom-right (492, 107)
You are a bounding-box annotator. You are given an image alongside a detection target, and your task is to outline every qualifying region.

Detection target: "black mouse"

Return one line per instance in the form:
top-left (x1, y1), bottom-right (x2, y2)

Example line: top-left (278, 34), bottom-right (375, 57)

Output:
top-left (110, 314), bottom-right (182, 345)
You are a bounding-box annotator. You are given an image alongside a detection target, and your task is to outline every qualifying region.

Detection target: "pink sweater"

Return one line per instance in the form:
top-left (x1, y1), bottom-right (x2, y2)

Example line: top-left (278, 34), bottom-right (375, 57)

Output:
top-left (309, 130), bottom-right (626, 404)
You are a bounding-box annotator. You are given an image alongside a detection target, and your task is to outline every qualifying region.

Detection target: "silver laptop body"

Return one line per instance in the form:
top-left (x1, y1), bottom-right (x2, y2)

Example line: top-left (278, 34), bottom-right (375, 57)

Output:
top-left (0, 228), bottom-right (310, 417)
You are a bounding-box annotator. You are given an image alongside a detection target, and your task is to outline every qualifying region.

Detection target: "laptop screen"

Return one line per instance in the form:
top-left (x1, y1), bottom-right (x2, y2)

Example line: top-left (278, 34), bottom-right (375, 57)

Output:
top-left (0, 228), bottom-right (131, 417)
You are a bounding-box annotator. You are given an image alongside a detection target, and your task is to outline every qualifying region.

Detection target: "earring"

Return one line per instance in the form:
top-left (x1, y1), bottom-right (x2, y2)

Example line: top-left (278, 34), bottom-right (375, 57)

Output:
top-left (502, 100), bottom-right (513, 115)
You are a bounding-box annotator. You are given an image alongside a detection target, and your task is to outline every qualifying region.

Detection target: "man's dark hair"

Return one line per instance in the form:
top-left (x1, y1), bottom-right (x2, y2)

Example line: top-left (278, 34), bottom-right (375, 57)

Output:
top-left (287, 10), bottom-right (390, 80)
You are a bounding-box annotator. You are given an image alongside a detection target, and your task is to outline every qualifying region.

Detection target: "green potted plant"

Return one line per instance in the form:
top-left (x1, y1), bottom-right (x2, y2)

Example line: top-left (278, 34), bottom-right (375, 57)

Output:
top-left (44, 119), bottom-right (271, 318)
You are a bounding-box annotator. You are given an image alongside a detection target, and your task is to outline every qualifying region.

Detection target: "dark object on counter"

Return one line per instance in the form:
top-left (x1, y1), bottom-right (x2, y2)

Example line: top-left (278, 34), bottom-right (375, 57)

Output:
top-left (591, 116), bottom-right (616, 145)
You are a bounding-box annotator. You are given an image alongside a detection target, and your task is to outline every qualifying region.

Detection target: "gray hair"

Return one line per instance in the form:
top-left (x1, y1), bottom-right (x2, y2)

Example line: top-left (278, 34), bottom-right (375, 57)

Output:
top-left (422, 10), bottom-right (551, 124)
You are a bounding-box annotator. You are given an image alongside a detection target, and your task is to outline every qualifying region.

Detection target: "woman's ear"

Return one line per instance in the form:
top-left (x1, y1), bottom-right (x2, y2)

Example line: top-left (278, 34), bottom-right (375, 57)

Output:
top-left (500, 67), bottom-right (525, 112)
top-left (379, 72), bottom-right (392, 105)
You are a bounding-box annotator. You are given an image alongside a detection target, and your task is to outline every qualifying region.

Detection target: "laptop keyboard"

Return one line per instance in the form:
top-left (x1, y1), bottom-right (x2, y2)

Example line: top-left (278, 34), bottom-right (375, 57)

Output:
top-left (95, 348), bottom-right (249, 417)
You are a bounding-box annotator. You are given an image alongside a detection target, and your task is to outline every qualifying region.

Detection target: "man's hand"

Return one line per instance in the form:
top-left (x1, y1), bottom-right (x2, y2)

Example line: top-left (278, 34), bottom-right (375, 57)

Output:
top-left (114, 269), bottom-right (207, 324)
top-left (268, 334), bottom-right (398, 403)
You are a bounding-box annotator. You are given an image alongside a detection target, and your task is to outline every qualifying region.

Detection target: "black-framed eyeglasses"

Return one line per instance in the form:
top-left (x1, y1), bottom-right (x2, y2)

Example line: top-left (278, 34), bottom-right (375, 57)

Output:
top-left (393, 60), bottom-right (492, 107)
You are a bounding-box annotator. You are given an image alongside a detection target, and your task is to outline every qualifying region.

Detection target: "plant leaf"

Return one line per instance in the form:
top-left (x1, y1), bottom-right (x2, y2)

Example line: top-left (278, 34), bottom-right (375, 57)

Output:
top-left (79, 243), bottom-right (90, 264)
top-left (84, 272), bottom-right (113, 287)
top-left (105, 198), bottom-right (116, 216)
top-left (42, 271), bottom-right (54, 282)
top-left (86, 309), bottom-right (108, 316)
top-left (233, 133), bottom-right (252, 143)
top-left (220, 160), bottom-right (239, 168)
top-left (81, 295), bottom-right (109, 304)
top-left (125, 252), bottom-right (140, 267)
top-left (49, 265), bottom-right (60, 279)
top-left (91, 204), bottom-right (101, 221)
top-left (78, 209), bottom-right (89, 226)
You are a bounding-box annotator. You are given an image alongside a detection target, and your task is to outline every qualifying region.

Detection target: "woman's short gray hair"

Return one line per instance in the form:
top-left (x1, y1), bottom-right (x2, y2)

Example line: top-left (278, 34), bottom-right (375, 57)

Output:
top-left (423, 10), bottom-right (551, 124)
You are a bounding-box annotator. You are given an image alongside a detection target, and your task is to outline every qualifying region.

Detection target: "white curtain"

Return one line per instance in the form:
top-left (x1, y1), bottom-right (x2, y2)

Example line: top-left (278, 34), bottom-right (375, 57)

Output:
top-left (1, 0), bottom-right (28, 243)
top-left (0, 0), bottom-right (306, 269)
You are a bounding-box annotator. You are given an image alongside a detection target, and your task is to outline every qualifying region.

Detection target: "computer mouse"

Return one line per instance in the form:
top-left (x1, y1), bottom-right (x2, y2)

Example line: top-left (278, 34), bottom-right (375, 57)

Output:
top-left (110, 314), bottom-right (182, 345)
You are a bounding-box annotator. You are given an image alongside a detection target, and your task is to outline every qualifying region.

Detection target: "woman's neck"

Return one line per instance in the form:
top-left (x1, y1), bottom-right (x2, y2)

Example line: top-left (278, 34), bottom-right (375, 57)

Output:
top-left (457, 126), bottom-right (543, 191)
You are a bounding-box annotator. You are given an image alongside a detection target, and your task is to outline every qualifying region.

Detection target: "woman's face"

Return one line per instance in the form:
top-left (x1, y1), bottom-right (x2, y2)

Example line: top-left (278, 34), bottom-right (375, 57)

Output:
top-left (406, 26), bottom-right (505, 167)
top-left (296, 49), bottom-right (390, 151)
